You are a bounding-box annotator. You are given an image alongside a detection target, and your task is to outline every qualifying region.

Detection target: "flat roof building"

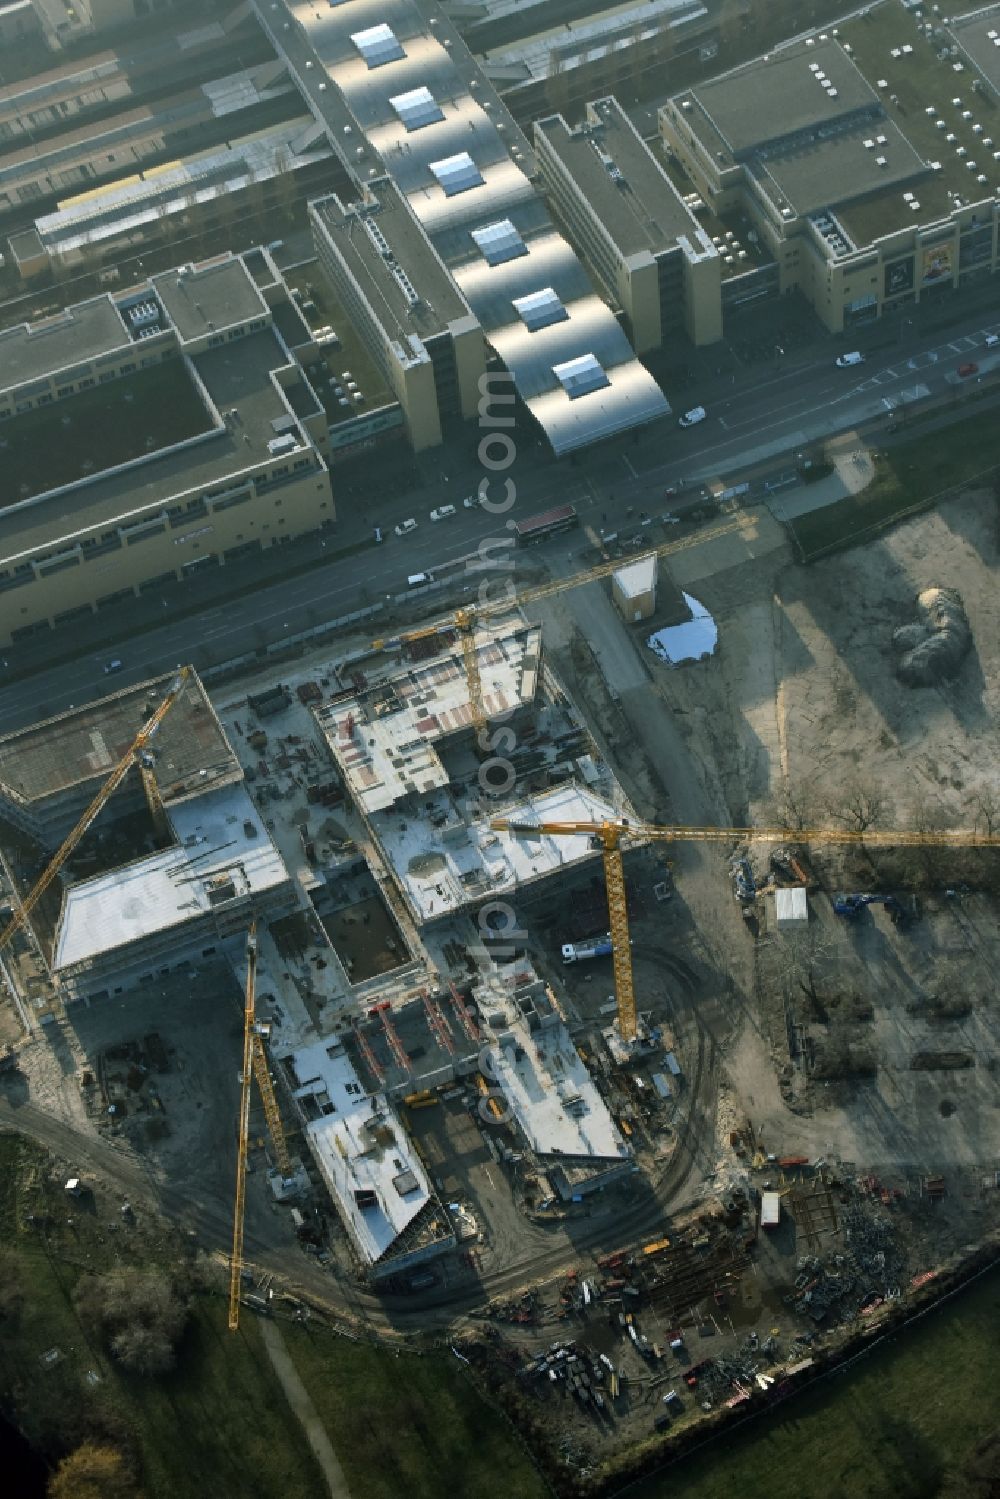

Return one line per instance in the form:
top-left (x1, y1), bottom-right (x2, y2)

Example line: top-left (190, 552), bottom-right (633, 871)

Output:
top-left (660, 6), bottom-right (1000, 332)
top-left (0, 668), bottom-right (240, 845)
top-left (254, 0), bottom-right (669, 453)
top-left (473, 968), bottom-right (632, 1199)
top-left (534, 98), bottom-right (722, 352)
top-left (286, 1035), bottom-right (454, 1278)
top-left (53, 781), bottom-right (297, 997)
top-left (0, 252), bottom-right (335, 647)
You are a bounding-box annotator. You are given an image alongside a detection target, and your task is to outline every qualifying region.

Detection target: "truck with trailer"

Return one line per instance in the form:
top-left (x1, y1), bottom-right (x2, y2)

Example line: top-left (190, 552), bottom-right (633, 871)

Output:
top-left (562, 933), bottom-right (613, 964)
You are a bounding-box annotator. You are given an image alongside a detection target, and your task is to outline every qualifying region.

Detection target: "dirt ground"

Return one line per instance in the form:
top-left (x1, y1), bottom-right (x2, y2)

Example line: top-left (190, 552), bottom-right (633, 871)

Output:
top-left (522, 491), bottom-right (1000, 1351)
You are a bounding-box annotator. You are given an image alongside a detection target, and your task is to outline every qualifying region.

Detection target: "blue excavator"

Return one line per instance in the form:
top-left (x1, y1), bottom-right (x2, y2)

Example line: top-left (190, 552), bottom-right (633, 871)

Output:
top-left (833, 892), bottom-right (908, 925)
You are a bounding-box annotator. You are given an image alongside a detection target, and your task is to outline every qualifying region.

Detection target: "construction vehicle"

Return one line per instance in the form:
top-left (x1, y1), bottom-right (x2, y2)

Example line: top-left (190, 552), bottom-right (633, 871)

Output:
top-left (0, 667), bottom-right (192, 969)
top-left (491, 815), bottom-right (1000, 1044)
top-left (229, 925), bottom-right (292, 1332)
top-left (833, 892), bottom-right (905, 921)
top-left (561, 934), bottom-right (613, 964)
top-left (733, 857), bottom-right (755, 903)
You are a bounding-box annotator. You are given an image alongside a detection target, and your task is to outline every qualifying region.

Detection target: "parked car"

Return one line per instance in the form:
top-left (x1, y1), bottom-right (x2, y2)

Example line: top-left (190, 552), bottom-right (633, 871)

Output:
top-left (462, 493), bottom-right (481, 508)
top-left (429, 504), bottom-right (456, 521)
top-left (103, 659), bottom-right (124, 674)
top-left (985, 333), bottom-right (999, 348)
top-left (835, 351), bottom-right (865, 368)
top-left (373, 526), bottom-right (383, 543)
top-left (394, 518), bottom-right (417, 536)
top-left (957, 361), bottom-right (979, 377)
top-left (678, 406), bottom-right (706, 428)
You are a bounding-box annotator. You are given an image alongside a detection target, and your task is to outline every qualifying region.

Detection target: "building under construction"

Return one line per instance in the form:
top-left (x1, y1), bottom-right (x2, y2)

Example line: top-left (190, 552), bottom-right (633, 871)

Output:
top-left (284, 1034), bottom-right (454, 1281)
top-left (315, 619), bottom-right (634, 926)
top-left (0, 670), bottom-right (296, 1004)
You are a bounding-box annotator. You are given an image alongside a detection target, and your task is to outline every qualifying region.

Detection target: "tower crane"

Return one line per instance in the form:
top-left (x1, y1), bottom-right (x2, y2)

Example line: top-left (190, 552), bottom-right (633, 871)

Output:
top-left (491, 816), bottom-right (1000, 1043)
top-left (229, 926), bottom-right (256, 1332)
top-left (371, 517), bottom-right (748, 732)
top-left (0, 666), bottom-right (192, 967)
top-left (229, 923), bottom-right (292, 1331)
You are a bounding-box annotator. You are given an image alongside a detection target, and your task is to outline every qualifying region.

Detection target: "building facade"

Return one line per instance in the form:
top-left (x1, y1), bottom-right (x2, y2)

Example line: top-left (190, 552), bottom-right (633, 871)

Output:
top-left (660, 11), bottom-right (1000, 333)
top-left (535, 98), bottom-right (723, 353)
top-left (0, 251), bottom-right (336, 646)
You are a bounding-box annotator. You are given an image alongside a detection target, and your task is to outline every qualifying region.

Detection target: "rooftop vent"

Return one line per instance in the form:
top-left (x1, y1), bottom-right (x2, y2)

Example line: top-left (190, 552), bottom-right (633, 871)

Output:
top-left (351, 23), bottom-right (404, 68)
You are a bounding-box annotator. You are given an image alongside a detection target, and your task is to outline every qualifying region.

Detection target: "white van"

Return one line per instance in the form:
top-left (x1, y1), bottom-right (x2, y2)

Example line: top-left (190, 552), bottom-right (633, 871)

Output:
top-left (835, 351), bottom-right (865, 367)
top-left (408, 572), bottom-right (432, 588)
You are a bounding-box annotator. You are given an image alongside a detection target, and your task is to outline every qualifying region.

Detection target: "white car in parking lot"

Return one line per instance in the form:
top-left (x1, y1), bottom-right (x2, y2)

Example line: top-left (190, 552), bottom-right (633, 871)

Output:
top-left (835, 351), bottom-right (865, 368)
top-left (678, 406), bottom-right (706, 428)
top-left (394, 518), bottom-right (417, 536)
top-left (429, 504), bottom-right (456, 521)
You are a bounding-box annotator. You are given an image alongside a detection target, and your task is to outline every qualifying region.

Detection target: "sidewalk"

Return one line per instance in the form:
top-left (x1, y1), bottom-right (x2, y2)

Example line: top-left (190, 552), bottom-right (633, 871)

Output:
top-left (259, 1318), bottom-right (353, 1499)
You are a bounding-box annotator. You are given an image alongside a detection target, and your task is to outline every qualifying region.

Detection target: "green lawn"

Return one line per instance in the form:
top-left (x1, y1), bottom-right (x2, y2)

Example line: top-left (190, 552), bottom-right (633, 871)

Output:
top-left (283, 1322), bottom-right (548, 1499)
top-left (627, 1267), bottom-right (1000, 1499)
top-left (0, 1133), bottom-right (546, 1499)
top-left (790, 408), bottom-right (1000, 559)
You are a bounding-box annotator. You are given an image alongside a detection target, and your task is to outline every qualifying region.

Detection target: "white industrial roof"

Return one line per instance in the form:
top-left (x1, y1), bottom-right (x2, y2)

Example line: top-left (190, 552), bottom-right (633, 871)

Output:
top-left (485, 999), bottom-right (629, 1161)
top-left (429, 151), bottom-right (486, 196)
top-left (290, 1037), bottom-right (434, 1266)
top-left (390, 85), bottom-right (444, 131)
top-left (514, 286), bottom-right (568, 331)
top-left (52, 784), bottom-right (289, 970)
top-left (553, 352), bottom-right (610, 399)
top-left (472, 218), bottom-right (529, 265)
top-left (381, 780), bottom-right (622, 923)
top-left (775, 886), bottom-right (809, 925)
top-left (351, 23), bottom-right (406, 68)
top-left (614, 555), bottom-right (657, 598)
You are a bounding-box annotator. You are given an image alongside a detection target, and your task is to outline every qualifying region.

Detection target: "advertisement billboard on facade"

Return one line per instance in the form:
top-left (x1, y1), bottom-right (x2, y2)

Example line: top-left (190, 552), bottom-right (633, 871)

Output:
top-left (884, 257), bottom-right (914, 297)
top-left (921, 242), bottom-right (953, 284)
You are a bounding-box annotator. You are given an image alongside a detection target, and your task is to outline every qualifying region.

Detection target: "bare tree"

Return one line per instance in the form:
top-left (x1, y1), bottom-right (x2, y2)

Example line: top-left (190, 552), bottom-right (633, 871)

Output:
top-left (73, 1267), bottom-right (187, 1378)
top-left (970, 786), bottom-right (999, 837)
top-left (828, 780), bottom-right (887, 834)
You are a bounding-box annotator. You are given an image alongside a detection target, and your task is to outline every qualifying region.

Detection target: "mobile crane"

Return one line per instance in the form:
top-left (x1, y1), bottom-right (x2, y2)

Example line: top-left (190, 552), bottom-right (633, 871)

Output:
top-left (490, 816), bottom-right (1000, 1043)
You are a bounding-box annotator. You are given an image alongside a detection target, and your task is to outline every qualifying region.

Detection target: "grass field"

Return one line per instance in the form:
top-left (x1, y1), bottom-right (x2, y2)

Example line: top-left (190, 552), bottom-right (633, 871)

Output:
top-left (789, 407), bottom-right (1000, 559)
top-left (283, 1323), bottom-right (547, 1499)
top-left (0, 1133), bottom-right (546, 1499)
top-left (630, 1267), bottom-right (1000, 1499)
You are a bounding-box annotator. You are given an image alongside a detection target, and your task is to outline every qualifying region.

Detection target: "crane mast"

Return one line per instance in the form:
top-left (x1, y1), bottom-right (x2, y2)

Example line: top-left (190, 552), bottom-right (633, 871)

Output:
top-left (0, 666), bottom-right (191, 966)
top-left (229, 929), bottom-right (256, 1332)
top-left (246, 925), bottom-right (291, 1177)
top-left (492, 816), bottom-right (1000, 1045)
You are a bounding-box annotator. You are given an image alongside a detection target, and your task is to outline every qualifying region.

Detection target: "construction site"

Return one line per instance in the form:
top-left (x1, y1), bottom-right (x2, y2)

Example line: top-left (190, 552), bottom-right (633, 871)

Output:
top-left (1, 491), bottom-right (999, 1469)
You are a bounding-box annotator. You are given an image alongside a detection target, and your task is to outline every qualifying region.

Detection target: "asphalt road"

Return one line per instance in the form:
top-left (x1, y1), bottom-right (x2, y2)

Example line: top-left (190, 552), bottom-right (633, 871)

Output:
top-left (5, 292), bottom-right (999, 736)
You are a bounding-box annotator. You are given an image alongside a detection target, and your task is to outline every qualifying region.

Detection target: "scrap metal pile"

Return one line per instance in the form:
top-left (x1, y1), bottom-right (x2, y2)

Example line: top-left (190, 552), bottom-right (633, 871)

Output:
top-left (786, 1203), bottom-right (906, 1323)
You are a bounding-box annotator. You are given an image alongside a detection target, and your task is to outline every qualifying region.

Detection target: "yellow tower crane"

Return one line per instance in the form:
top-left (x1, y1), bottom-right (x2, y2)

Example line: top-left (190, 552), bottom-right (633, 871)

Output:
top-left (247, 924), bottom-right (291, 1178)
top-left (371, 517), bottom-right (748, 731)
top-left (229, 926), bottom-right (257, 1332)
top-left (374, 607), bottom-right (485, 728)
top-left (0, 666), bottom-right (192, 967)
top-left (229, 924), bottom-right (292, 1332)
top-left (491, 817), bottom-right (1000, 1043)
